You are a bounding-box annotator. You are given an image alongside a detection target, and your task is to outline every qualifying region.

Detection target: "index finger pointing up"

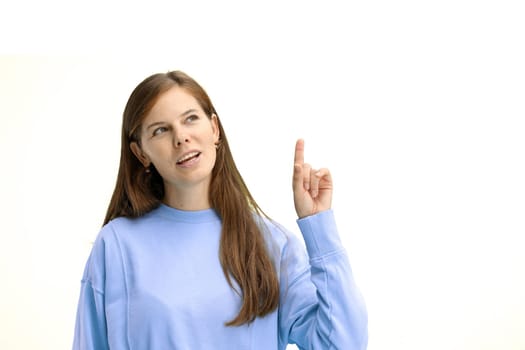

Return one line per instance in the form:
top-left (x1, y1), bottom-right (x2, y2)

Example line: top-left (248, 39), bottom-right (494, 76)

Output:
top-left (294, 139), bottom-right (305, 165)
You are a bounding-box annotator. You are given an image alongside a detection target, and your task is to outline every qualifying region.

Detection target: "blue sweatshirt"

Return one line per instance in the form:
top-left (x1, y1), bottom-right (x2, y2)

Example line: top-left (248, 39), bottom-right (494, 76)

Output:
top-left (73, 205), bottom-right (368, 349)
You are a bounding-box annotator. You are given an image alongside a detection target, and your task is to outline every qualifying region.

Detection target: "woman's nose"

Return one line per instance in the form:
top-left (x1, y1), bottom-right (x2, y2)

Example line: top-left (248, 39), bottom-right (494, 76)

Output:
top-left (174, 132), bottom-right (189, 147)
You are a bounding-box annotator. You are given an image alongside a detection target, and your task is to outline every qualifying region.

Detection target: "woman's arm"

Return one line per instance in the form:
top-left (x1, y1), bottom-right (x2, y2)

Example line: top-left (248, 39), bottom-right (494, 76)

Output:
top-left (277, 139), bottom-right (368, 349)
top-left (72, 225), bottom-right (126, 350)
top-left (73, 272), bottom-right (109, 350)
top-left (72, 237), bottom-right (110, 350)
top-left (278, 210), bottom-right (368, 349)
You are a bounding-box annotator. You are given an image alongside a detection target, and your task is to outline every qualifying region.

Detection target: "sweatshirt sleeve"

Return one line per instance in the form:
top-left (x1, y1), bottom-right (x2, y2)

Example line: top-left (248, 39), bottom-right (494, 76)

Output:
top-left (72, 223), bottom-right (128, 350)
top-left (278, 209), bottom-right (368, 350)
top-left (72, 275), bottom-right (109, 350)
top-left (72, 233), bottom-right (110, 350)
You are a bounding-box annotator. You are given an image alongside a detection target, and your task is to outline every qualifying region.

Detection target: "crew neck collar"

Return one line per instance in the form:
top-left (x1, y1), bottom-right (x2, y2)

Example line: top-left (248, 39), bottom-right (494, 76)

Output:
top-left (154, 203), bottom-right (221, 223)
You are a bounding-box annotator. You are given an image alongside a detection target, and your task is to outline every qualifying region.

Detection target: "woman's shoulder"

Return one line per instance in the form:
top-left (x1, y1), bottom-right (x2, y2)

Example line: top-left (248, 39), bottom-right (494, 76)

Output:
top-left (98, 209), bottom-right (161, 240)
top-left (101, 216), bottom-right (141, 235)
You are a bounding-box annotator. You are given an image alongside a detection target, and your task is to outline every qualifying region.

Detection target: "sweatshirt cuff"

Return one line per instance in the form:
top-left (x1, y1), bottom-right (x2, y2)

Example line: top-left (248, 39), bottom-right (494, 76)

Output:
top-left (296, 209), bottom-right (344, 259)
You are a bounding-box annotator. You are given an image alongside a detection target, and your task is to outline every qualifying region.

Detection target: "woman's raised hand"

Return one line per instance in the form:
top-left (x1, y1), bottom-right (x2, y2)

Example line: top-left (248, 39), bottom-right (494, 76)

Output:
top-left (292, 139), bottom-right (333, 218)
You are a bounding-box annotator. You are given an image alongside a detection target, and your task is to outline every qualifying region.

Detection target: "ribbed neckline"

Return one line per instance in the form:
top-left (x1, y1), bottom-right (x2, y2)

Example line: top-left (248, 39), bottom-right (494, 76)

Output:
top-left (153, 203), bottom-right (221, 223)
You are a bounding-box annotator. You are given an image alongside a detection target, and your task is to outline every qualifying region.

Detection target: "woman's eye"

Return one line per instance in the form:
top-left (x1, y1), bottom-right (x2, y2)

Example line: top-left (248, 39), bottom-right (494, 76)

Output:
top-left (186, 114), bottom-right (199, 123)
top-left (153, 127), bottom-right (168, 136)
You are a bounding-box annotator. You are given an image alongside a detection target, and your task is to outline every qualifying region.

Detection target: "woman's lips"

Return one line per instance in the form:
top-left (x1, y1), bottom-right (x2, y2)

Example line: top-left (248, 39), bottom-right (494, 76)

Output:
top-left (176, 151), bottom-right (201, 167)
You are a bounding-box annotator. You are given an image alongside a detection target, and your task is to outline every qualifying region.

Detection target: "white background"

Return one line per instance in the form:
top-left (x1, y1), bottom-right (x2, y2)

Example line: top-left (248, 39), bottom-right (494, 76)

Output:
top-left (1, 1), bottom-right (524, 349)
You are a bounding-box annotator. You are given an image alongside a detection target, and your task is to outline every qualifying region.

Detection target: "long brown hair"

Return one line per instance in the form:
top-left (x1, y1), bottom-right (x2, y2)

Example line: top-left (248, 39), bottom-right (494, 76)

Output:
top-left (104, 70), bottom-right (279, 326)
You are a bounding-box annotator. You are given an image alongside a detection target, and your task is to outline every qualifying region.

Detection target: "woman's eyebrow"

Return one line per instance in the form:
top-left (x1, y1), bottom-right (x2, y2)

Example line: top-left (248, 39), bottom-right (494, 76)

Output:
top-left (145, 109), bottom-right (199, 130)
top-left (145, 121), bottom-right (165, 131)
top-left (179, 108), bottom-right (198, 117)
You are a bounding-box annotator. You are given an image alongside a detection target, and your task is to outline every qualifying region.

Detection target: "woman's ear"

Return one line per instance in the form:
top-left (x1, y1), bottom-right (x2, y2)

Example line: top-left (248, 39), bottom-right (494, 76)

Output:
top-left (130, 142), bottom-right (151, 167)
top-left (211, 114), bottom-right (220, 144)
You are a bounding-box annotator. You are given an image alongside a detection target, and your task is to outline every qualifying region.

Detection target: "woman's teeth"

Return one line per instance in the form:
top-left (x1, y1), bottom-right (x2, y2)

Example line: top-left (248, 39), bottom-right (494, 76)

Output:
top-left (177, 151), bottom-right (200, 164)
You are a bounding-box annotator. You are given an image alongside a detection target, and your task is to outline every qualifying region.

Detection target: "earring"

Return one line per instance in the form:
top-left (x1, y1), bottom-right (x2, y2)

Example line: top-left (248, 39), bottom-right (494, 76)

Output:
top-left (145, 166), bottom-right (151, 173)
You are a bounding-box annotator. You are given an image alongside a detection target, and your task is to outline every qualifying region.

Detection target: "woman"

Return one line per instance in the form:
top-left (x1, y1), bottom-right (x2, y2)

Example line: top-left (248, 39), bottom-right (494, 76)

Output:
top-left (73, 71), bottom-right (368, 349)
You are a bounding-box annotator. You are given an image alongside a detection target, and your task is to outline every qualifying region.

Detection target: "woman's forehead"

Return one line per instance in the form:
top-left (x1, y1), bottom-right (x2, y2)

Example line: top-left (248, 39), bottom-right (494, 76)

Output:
top-left (146, 87), bottom-right (203, 121)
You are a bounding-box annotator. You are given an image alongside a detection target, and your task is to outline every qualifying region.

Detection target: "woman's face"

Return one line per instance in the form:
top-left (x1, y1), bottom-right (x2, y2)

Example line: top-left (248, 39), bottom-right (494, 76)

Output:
top-left (131, 86), bottom-right (220, 196)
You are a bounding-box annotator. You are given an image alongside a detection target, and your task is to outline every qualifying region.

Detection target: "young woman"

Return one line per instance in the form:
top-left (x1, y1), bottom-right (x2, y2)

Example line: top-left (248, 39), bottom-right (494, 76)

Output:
top-left (72, 71), bottom-right (368, 349)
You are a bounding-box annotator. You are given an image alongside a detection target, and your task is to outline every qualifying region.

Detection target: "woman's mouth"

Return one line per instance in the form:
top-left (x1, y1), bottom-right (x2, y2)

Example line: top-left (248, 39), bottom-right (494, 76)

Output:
top-left (176, 151), bottom-right (201, 166)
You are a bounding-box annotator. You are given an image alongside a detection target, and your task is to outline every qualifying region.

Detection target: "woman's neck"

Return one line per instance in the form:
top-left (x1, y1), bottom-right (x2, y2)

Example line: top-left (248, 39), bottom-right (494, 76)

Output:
top-left (162, 182), bottom-right (211, 211)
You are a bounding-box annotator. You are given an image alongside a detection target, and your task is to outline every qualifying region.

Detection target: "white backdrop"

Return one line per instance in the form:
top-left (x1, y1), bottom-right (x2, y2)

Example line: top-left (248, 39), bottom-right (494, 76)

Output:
top-left (1, 1), bottom-right (524, 349)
